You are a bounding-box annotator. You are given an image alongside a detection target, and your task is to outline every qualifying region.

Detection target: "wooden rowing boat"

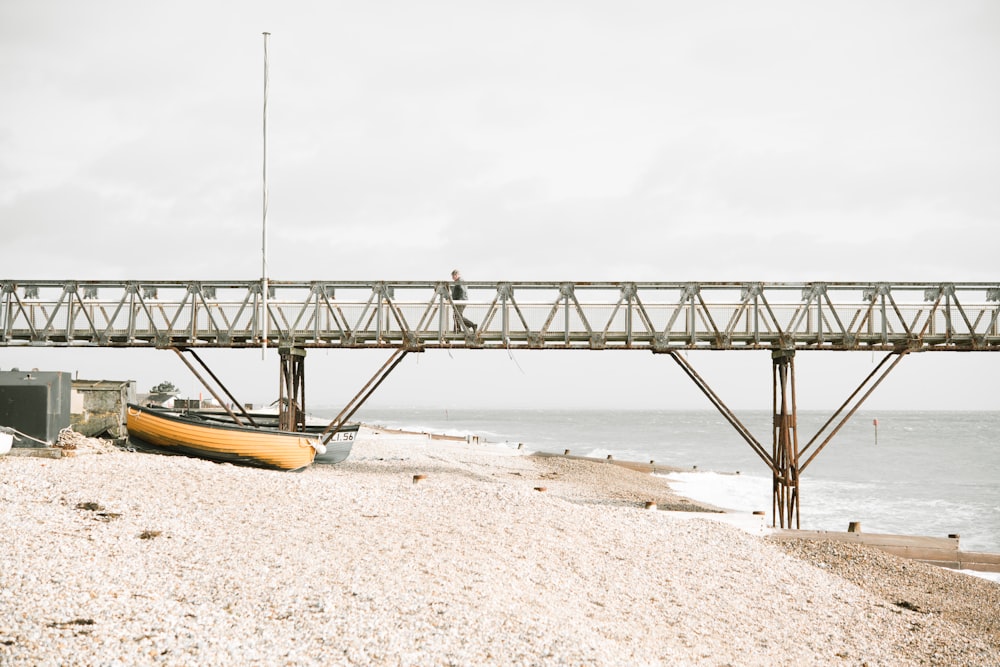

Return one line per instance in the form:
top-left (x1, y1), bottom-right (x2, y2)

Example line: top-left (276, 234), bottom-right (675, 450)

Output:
top-left (125, 404), bottom-right (326, 471)
top-left (183, 407), bottom-right (359, 465)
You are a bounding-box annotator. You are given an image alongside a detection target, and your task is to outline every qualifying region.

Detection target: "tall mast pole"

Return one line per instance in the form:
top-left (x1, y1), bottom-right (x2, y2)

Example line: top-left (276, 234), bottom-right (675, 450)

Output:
top-left (261, 31), bottom-right (270, 356)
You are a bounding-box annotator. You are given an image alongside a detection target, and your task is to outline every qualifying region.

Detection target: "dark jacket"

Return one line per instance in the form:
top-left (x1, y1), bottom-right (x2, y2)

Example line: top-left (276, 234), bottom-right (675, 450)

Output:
top-left (451, 280), bottom-right (468, 301)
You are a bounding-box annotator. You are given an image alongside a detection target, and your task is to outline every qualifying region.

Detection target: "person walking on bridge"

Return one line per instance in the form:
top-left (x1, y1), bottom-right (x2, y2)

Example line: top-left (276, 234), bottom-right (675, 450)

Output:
top-left (451, 269), bottom-right (476, 333)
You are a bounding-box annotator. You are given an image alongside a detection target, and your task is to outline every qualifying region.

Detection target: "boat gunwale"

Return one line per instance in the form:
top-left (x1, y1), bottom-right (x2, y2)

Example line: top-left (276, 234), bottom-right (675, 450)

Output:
top-left (126, 403), bottom-right (342, 440)
top-left (184, 409), bottom-right (360, 436)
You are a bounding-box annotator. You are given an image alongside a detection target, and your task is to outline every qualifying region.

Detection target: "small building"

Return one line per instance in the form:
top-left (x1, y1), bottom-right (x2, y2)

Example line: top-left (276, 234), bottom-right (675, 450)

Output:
top-left (70, 379), bottom-right (137, 442)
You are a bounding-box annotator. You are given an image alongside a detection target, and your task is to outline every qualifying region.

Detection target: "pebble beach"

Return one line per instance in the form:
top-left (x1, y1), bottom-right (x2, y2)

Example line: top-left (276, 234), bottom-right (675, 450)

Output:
top-left (1, 428), bottom-right (998, 666)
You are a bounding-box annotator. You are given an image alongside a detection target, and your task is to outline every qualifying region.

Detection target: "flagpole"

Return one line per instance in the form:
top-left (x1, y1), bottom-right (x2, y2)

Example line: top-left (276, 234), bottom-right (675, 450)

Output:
top-left (261, 31), bottom-right (270, 358)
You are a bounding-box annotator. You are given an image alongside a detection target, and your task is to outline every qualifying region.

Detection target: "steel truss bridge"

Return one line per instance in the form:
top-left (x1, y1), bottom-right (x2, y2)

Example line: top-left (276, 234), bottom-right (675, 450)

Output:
top-left (3, 279), bottom-right (998, 529)
top-left (2, 280), bottom-right (998, 350)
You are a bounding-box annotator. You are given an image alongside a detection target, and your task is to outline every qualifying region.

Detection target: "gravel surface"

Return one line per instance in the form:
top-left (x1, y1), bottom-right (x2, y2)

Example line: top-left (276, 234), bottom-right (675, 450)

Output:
top-left (770, 538), bottom-right (1000, 652)
top-left (0, 428), bottom-right (997, 666)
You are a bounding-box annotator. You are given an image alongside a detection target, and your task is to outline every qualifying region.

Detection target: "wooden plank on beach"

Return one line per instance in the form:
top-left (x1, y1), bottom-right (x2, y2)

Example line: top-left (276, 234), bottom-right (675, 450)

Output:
top-left (897, 553), bottom-right (1000, 573)
top-left (532, 451), bottom-right (682, 475)
top-left (956, 551), bottom-right (1000, 573)
top-left (772, 529), bottom-right (959, 566)
top-left (6, 447), bottom-right (64, 459)
top-left (605, 459), bottom-right (654, 473)
top-left (771, 529), bottom-right (1000, 573)
top-left (772, 529), bottom-right (959, 552)
top-left (367, 427), bottom-right (472, 444)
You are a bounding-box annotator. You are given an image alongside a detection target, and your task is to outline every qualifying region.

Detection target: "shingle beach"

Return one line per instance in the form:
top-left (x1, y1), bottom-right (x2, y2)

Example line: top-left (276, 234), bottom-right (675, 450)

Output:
top-left (1, 428), bottom-right (998, 666)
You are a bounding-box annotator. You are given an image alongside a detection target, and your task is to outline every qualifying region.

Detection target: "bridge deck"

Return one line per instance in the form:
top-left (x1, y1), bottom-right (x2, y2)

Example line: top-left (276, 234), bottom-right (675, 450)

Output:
top-left (2, 280), bottom-right (998, 351)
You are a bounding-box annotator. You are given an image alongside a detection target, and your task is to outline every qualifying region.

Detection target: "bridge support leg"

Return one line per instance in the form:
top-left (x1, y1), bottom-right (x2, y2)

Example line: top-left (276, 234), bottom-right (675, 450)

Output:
top-left (318, 348), bottom-right (413, 446)
top-left (798, 351), bottom-right (909, 472)
top-left (665, 349), bottom-right (910, 530)
top-left (666, 350), bottom-right (780, 476)
top-left (278, 346), bottom-right (307, 432)
top-left (170, 347), bottom-right (258, 427)
top-left (772, 350), bottom-right (800, 529)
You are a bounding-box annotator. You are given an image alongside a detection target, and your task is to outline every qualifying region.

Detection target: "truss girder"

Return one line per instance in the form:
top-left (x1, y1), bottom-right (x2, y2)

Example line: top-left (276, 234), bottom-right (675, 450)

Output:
top-left (1, 280), bottom-right (998, 351)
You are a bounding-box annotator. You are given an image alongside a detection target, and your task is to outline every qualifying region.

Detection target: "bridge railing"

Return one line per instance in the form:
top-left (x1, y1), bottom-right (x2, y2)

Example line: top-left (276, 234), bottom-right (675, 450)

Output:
top-left (2, 280), bottom-right (998, 350)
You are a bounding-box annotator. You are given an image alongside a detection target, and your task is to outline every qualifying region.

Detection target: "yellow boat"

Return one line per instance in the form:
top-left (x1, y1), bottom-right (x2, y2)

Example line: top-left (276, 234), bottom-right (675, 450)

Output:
top-left (125, 404), bottom-right (325, 471)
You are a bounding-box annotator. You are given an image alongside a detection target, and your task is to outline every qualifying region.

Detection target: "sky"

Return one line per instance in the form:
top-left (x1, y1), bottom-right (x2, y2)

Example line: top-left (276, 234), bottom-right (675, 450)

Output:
top-left (1, 1), bottom-right (998, 412)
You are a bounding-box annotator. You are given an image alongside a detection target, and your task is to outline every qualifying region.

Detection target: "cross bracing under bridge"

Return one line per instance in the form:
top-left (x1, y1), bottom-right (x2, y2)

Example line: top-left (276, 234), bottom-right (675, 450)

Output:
top-left (2, 280), bottom-right (999, 351)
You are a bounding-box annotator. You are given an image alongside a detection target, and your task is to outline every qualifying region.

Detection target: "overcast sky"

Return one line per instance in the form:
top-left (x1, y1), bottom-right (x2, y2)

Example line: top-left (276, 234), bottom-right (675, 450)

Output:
top-left (2, 2), bottom-right (998, 411)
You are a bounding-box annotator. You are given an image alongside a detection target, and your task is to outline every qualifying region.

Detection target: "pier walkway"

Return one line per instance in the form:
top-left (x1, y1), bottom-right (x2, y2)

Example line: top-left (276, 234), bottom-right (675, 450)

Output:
top-left (5, 279), bottom-right (998, 529)
top-left (2, 280), bottom-right (998, 351)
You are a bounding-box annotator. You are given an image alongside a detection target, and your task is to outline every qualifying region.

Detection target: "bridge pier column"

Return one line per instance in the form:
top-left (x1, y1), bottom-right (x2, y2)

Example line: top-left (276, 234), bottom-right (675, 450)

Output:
top-left (278, 346), bottom-right (306, 432)
top-left (772, 350), bottom-right (800, 529)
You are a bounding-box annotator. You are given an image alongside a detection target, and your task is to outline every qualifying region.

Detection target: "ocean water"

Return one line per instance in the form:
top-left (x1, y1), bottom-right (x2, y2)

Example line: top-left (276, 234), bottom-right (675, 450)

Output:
top-left (330, 407), bottom-right (1000, 557)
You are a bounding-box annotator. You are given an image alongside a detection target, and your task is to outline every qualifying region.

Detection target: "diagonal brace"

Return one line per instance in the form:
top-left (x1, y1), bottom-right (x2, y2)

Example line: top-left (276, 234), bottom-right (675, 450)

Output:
top-left (799, 351), bottom-right (909, 472)
top-left (666, 351), bottom-right (778, 475)
top-left (170, 347), bottom-right (258, 428)
top-left (320, 348), bottom-right (414, 445)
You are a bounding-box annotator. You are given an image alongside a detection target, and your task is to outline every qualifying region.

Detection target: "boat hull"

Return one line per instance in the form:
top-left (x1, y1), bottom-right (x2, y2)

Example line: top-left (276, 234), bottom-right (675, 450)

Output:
top-left (313, 425), bottom-right (358, 465)
top-left (126, 404), bottom-right (322, 471)
top-left (185, 408), bottom-right (359, 464)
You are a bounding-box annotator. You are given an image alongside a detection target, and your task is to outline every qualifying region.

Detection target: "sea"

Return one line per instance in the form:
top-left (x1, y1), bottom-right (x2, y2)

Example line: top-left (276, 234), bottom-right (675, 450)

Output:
top-left (323, 407), bottom-right (1000, 563)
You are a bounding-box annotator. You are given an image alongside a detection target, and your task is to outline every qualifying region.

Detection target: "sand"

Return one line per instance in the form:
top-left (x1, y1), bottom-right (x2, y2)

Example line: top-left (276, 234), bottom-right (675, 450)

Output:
top-left (0, 427), bottom-right (997, 666)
